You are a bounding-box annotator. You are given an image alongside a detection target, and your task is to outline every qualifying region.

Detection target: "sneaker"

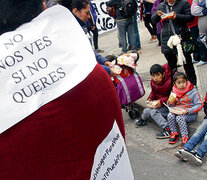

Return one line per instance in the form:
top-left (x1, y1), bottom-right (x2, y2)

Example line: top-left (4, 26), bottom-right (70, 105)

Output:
top-left (180, 135), bottom-right (189, 148)
top-left (174, 148), bottom-right (188, 161)
top-left (95, 49), bottom-right (104, 53)
top-left (156, 127), bottom-right (171, 139)
top-left (192, 59), bottom-right (198, 64)
top-left (135, 119), bottom-right (147, 128)
top-left (182, 150), bottom-right (202, 166)
top-left (196, 61), bottom-right (207, 66)
top-left (169, 132), bottom-right (179, 144)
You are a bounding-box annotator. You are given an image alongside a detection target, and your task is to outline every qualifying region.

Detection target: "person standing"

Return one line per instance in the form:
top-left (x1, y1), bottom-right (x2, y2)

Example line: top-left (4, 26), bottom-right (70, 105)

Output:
top-left (151, 0), bottom-right (197, 86)
top-left (142, 0), bottom-right (157, 42)
top-left (191, 0), bottom-right (207, 66)
top-left (87, 0), bottom-right (104, 53)
top-left (106, 0), bottom-right (137, 54)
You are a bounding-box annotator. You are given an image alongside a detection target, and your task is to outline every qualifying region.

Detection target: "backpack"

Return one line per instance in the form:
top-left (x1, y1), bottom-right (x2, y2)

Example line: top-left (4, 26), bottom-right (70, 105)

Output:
top-left (121, 0), bottom-right (138, 18)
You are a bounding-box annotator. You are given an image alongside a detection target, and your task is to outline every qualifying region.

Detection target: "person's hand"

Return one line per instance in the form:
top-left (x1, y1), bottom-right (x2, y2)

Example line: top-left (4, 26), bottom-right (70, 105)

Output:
top-left (167, 99), bottom-right (173, 105)
top-left (155, 100), bottom-right (161, 109)
top-left (157, 10), bottom-right (164, 16)
top-left (104, 61), bottom-right (114, 67)
top-left (147, 98), bottom-right (152, 101)
top-left (182, 109), bottom-right (189, 115)
top-left (110, 68), bottom-right (118, 77)
top-left (168, 12), bottom-right (176, 20)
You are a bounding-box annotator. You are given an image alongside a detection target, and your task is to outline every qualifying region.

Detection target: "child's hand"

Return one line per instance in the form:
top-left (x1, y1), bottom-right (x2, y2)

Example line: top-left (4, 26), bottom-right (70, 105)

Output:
top-left (155, 100), bottom-right (161, 109)
top-left (182, 109), bottom-right (189, 115)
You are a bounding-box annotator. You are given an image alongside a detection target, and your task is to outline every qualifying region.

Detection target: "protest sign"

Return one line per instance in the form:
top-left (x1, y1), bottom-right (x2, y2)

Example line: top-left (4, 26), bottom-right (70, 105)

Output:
top-left (91, 0), bottom-right (117, 34)
top-left (91, 0), bottom-right (141, 34)
top-left (0, 5), bottom-right (97, 133)
top-left (90, 120), bottom-right (134, 180)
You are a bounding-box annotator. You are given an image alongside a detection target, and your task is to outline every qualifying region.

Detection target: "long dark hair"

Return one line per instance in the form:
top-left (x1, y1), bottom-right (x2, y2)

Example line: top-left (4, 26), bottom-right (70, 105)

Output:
top-left (0, 0), bottom-right (43, 35)
top-left (58, 0), bottom-right (89, 11)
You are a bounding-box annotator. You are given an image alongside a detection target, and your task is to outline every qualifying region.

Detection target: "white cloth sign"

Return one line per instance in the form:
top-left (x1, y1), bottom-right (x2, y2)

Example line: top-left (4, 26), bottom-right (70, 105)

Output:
top-left (0, 5), bottom-right (97, 133)
top-left (91, 0), bottom-right (141, 34)
top-left (90, 120), bottom-right (134, 180)
top-left (91, 0), bottom-right (117, 34)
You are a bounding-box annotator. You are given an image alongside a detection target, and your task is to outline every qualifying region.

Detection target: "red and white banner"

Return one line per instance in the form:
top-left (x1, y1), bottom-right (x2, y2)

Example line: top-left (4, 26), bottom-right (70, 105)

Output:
top-left (0, 5), bottom-right (97, 133)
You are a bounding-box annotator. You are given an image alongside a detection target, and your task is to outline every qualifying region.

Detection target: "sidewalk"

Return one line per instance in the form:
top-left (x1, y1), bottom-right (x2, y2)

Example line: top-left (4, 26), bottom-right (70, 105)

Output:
top-left (98, 21), bottom-right (207, 167)
top-left (99, 20), bottom-right (205, 125)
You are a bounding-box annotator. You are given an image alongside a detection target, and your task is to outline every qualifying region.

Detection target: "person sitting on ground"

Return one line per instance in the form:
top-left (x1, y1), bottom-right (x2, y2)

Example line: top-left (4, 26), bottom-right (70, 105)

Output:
top-left (135, 64), bottom-right (172, 139)
top-left (167, 72), bottom-right (203, 148)
top-left (58, 0), bottom-right (116, 76)
top-left (174, 92), bottom-right (207, 166)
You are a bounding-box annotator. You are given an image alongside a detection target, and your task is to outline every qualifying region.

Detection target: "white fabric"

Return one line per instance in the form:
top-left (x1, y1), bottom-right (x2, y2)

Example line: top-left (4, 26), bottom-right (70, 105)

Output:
top-left (90, 120), bottom-right (134, 180)
top-left (167, 35), bottom-right (186, 65)
top-left (0, 5), bottom-right (97, 133)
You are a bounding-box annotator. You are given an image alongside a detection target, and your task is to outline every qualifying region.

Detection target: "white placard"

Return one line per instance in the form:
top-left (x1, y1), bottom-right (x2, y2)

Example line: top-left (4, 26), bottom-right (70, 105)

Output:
top-left (91, 0), bottom-right (117, 34)
top-left (90, 120), bottom-right (134, 180)
top-left (0, 5), bottom-right (97, 133)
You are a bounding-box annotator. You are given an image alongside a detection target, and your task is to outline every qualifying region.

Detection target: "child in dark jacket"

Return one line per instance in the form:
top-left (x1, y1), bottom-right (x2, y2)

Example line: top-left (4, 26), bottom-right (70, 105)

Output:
top-left (167, 72), bottom-right (203, 148)
top-left (135, 64), bottom-right (172, 139)
top-left (175, 92), bottom-right (207, 166)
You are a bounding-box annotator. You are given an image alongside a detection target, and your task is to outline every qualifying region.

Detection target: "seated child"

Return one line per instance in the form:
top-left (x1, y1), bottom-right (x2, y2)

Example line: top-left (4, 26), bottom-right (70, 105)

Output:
top-left (167, 72), bottom-right (203, 148)
top-left (105, 53), bottom-right (139, 85)
top-left (174, 92), bottom-right (207, 166)
top-left (135, 64), bottom-right (172, 139)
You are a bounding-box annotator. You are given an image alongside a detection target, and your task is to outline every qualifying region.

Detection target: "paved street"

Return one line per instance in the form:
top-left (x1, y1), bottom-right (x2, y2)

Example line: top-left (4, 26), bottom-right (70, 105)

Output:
top-left (98, 21), bottom-right (207, 179)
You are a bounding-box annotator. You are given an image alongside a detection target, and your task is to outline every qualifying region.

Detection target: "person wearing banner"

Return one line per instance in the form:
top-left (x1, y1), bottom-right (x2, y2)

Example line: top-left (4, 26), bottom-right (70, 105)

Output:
top-left (0, 0), bottom-right (126, 179)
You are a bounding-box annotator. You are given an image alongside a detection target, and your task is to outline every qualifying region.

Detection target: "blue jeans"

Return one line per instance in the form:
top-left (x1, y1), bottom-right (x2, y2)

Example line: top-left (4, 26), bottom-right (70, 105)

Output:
top-left (184, 119), bottom-right (207, 158)
top-left (117, 17), bottom-right (136, 52)
top-left (128, 15), bottom-right (141, 48)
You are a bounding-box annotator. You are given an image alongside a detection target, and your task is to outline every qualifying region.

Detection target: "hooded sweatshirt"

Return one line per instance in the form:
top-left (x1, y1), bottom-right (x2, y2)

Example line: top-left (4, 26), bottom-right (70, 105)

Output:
top-left (171, 81), bottom-right (203, 113)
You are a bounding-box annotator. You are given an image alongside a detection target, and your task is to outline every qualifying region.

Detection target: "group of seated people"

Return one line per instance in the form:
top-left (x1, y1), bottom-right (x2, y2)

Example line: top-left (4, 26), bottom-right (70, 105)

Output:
top-left (135, 63), bottom-right (207, 166)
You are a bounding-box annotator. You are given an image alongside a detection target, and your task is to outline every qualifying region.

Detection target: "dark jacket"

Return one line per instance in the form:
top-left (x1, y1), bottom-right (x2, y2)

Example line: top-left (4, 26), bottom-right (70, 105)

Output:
top-left (74, 15), bottom-right (111, 75)
top-left (106, 0), bottom-right (126, 20)
top-left (151, 0), bottom-right (194, 54)
top-left (148, 64), bottom-right (172, 105)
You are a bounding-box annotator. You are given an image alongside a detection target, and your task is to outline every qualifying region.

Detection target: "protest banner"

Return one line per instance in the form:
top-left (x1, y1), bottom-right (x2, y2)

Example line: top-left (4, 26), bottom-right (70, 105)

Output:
top-left (91, 0), bottom-right (141, 34)
top-left (0, 5), bottom-right (97, 133)
top-left (91, 0), bottom-right (116, 34)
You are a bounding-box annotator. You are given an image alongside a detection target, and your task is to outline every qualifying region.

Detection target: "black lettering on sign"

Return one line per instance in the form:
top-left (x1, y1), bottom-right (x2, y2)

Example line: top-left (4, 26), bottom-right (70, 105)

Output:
top-left (4, 34), bottom-right (23, 50)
